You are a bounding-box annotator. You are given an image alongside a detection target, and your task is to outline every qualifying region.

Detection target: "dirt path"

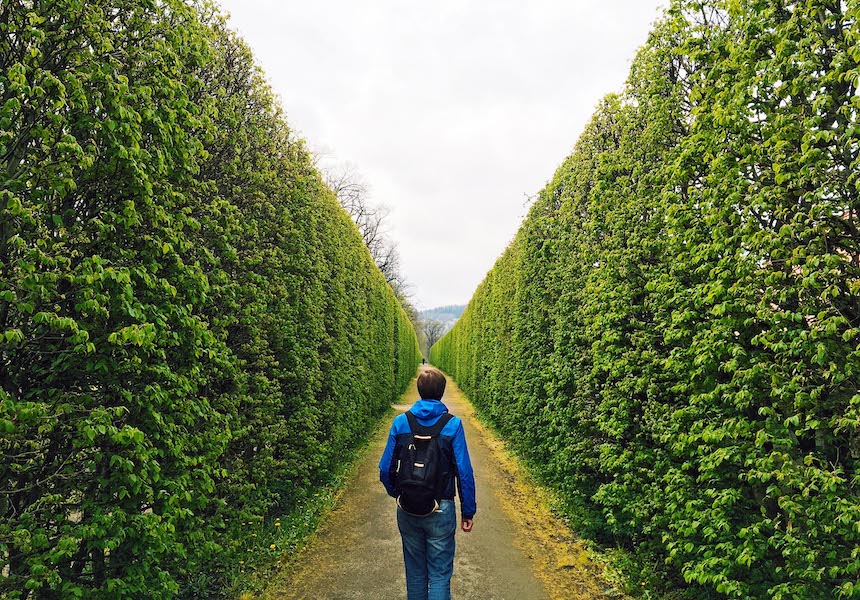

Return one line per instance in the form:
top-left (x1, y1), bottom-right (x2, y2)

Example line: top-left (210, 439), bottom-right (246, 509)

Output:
top-left (263, 366), bottom-right (622, 599)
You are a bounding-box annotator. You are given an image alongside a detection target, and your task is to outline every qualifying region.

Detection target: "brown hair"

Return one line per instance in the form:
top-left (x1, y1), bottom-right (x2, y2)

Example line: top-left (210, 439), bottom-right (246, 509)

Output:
top-left (417, 368), bottom-right (446, 400)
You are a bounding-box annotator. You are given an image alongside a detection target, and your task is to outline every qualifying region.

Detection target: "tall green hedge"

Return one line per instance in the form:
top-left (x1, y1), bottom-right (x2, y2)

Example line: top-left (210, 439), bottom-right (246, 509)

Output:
top-left (0, 1), bottom-right (420, 597)
top-left (433, 1), bottom-right (860, 597)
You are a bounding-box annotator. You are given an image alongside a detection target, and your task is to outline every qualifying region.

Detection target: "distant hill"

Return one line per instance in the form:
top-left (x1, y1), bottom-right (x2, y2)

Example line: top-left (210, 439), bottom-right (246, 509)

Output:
top-left (421, 304), bottom-right (465, 321)
top-left (420, 304), bottom-right (466, 336)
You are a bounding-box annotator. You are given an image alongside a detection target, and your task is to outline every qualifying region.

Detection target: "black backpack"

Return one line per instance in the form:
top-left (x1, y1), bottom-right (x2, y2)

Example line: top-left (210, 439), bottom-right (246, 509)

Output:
top-left (395, 411), bottom-right (454, 516)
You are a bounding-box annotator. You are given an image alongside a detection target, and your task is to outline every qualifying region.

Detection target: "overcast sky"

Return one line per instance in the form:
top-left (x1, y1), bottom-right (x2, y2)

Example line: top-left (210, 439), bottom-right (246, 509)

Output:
top-left (217, 0), bottom-right (667, 310)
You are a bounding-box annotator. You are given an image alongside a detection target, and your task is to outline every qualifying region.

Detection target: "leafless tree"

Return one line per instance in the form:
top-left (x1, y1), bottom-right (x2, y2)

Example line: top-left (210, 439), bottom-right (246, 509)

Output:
top-left (324, 162), bottom-right (407, 291)
top-left (324, 160), bottom-right (425, 344)
top-left (422, 319), bottom-right (446, 355)
top-left (325, 162), bottom-right (367, 215)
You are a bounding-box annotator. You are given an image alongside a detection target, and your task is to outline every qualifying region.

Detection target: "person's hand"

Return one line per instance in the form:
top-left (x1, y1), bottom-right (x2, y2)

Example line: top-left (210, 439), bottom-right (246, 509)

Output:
top-left (461, 518), bottom-right (473, 533)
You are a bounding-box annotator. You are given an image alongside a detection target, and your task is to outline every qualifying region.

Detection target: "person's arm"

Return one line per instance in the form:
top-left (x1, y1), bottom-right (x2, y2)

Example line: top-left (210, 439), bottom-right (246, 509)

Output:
top-left (452, 420), bottom-right (476, 530)
top-left (378, 423), bottom-right (398, 498)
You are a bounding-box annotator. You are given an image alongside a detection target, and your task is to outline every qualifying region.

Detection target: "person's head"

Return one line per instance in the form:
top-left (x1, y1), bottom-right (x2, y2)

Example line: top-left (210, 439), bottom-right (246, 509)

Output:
top-left (417, 368), bottom-right (446, 400)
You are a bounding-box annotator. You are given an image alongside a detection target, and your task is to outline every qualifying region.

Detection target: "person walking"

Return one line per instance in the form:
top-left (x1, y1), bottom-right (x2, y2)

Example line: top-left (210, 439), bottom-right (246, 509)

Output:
top-left (379, 368), bottom-right (476, 600)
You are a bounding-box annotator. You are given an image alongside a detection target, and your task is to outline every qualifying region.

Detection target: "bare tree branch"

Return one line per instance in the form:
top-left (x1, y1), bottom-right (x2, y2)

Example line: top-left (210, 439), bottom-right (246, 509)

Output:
top-left (323, 161), bottom-right (407, 289)
top-left (422, 319), bottom-right (445, 355)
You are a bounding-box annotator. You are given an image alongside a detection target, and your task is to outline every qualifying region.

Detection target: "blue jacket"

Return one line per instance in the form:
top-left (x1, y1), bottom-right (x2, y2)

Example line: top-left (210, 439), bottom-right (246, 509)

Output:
top-left (379, 399), bottom-right (477, 519)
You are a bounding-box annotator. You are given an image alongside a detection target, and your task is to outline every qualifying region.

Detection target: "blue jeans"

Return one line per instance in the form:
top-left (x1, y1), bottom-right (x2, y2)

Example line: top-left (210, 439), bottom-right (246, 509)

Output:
top-left (396, 499), bottom-right (457, 600)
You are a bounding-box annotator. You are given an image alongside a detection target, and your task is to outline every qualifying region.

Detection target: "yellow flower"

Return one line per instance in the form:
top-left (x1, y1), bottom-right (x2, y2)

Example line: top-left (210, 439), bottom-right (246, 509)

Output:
top-left (239, 560), bottom-right (245, 565)
top-left (251, 533), bottom-right (257, 537)
top-left (274, 522), bottom-right (281, 527)
top-left (270, 544), bottom-right (276, 550)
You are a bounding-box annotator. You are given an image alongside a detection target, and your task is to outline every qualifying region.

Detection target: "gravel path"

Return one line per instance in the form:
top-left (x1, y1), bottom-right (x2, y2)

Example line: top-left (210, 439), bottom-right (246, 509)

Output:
top-left (263, 366), bottom-right (619, 600)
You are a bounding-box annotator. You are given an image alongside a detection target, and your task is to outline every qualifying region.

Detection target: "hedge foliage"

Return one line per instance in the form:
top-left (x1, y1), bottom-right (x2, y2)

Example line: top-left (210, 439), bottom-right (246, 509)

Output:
top-left (0, 1), bottom-right (420, 597)
top-left (432, 1), bottom-right (860, 597)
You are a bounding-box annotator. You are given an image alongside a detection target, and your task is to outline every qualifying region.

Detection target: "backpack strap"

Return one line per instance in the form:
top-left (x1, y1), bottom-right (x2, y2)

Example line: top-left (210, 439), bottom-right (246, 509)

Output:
top-left (405, 411), bottom-right (454, 437)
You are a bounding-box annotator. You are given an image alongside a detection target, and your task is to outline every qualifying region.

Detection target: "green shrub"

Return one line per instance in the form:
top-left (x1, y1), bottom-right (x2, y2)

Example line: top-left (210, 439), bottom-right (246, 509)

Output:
top-left (433, 2), bottom-right (860, 597)
top-left (0, 2), bottom-right (419, 597)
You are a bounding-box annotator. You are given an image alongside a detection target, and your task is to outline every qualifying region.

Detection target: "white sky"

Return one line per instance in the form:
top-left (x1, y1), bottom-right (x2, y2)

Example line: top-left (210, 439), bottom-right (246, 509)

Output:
top-left (216, 0), bottom-right (667, 309)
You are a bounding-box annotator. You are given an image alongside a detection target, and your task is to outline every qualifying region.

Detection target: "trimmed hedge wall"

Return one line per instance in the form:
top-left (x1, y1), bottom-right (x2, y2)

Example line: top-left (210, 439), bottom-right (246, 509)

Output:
top-left (0, 1), bottom-right (420, 597)
top-left (432, 1), bottom-right (860, 598)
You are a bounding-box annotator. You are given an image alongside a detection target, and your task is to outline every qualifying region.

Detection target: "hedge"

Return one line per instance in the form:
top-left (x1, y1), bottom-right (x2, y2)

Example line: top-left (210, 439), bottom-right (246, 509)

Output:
top-left (432, 1), bottom-right (860, 597)
top-left (0, 1), bottom-right (420, 597)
